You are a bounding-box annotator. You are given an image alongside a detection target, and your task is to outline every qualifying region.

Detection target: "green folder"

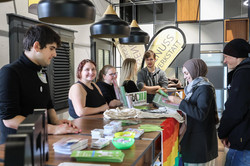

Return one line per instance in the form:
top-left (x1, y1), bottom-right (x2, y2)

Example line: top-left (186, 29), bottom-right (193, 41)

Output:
top-left (139, 124), bottom-right (163, 132)
top-left (71, 150), bottom-right (125, 163)
top-left (120, 86), bottom-right (128, 107)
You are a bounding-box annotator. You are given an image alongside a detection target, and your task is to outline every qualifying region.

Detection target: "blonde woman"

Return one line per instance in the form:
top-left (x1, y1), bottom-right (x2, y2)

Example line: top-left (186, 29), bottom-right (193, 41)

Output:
top-left (120, 58), bottom-right (139, 93)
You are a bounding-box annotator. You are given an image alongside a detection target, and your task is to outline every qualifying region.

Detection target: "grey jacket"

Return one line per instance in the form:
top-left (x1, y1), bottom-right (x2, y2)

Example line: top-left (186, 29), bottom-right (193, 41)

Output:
top-left (137, 67), bottom-right (168, 103)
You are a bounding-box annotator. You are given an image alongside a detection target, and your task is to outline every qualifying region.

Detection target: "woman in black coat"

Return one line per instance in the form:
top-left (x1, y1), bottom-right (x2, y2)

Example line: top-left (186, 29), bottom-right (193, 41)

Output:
top-left (168, 59), bottom-right (219, 166)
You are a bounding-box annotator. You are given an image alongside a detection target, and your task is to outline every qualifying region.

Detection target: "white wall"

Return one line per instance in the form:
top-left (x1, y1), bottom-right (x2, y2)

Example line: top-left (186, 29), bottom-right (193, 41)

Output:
top-left (200, 0), bottom-right (224, 20)
top-left (0, 1), bottom-right (16, 67)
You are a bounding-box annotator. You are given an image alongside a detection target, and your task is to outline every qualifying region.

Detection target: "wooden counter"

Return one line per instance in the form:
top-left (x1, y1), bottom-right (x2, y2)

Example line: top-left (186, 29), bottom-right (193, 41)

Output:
top-left (0, 115), bottom-right (167, 166)
top-left (46, 135), bottom-right (153, 166)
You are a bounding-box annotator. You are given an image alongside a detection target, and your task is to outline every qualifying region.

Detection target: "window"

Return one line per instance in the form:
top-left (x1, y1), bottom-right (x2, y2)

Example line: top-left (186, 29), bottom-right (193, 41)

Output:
top-left (91, 38), bottom-right (115, 76)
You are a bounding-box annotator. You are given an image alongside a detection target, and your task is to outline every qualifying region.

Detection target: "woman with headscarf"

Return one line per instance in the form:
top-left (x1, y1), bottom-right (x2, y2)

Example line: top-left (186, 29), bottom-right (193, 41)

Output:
top-left (168, 58), bottom-right (219, 166)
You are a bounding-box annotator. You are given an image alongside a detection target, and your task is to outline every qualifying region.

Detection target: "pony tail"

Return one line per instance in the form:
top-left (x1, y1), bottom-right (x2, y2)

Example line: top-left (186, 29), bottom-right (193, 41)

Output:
top-left (97, 68), bottom-right (104, 82)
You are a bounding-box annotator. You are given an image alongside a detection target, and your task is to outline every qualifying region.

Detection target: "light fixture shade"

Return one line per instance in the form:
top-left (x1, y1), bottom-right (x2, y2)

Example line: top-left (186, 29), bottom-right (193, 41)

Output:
top-left (90, 5), bottom-right (130, 38)
top-left (119, 20), bottom-right (150, 45)
top-left (37, 0), bottom-right (96, 25)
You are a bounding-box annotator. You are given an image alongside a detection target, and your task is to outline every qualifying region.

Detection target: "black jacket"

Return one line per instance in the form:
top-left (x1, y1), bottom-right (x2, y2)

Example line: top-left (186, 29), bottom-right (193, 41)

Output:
top-left (218, 58), bottom-right (250, 150)
top-left (179, 85), bottom-right (218, 163)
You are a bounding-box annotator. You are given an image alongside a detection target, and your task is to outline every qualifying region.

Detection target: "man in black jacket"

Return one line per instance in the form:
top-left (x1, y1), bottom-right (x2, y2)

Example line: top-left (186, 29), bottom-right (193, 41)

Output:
top-left (218, 38), bottom-right (250, 166)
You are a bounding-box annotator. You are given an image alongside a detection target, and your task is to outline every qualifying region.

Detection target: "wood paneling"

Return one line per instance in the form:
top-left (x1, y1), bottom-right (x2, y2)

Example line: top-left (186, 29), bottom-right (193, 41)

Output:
top-left (177, 0), bottom-right (200, 21)
top-left (224, 19), bottom-right (249, 42)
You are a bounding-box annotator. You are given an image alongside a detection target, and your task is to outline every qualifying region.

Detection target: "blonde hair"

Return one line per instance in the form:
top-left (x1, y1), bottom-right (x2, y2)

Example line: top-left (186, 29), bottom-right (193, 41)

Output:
top-left (97, 65), bottom-right (115, 82)
top-left (120, 58), bottom-right (137, 85)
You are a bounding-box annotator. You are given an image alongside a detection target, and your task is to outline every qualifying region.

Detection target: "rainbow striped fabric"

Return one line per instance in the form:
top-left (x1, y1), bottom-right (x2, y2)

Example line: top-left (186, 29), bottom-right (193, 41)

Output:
top-left (161, 118), bottom-right (182, 166)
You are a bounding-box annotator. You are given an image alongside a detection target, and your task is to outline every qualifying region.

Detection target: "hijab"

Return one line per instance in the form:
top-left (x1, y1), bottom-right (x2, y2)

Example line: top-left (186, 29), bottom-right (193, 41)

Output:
top-left (183, 58), bottom-right (207, 80)
top-left (183, 59), bottom-right (211, 100)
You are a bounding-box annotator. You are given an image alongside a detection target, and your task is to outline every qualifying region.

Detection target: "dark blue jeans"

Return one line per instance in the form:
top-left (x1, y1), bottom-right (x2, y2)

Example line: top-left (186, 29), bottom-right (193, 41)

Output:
top-left (225, 148), bottom-right (250, 166)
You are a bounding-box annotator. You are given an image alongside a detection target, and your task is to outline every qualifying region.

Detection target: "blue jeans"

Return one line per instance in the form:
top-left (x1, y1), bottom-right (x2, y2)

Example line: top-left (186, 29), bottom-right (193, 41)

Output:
top-left (225, 148), bottom-right (250, 166)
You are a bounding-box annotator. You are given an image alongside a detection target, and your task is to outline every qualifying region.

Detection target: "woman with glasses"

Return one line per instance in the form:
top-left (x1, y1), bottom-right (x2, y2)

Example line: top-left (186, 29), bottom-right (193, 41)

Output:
top-left (68, 59), bottom-right (109, 119)
top-left (120, 58), bottom-right (139, 93)
top-left (96, 65), bottom-right (122, 108)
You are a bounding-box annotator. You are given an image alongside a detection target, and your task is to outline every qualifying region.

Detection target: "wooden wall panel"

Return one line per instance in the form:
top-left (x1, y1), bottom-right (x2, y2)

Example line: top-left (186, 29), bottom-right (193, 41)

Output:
top-left (224, 19), bottom-right (249, 42)
top-left (177, 0), bottom-right (200, 22)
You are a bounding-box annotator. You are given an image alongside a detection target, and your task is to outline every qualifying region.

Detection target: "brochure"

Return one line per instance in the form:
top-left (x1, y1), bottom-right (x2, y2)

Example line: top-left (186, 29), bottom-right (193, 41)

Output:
top-left (123, 128), bottom-right (144, 139)
top-left (71, 150), bottom-right (125, 163)
top-left (53, 137), bottom-right (88, 154)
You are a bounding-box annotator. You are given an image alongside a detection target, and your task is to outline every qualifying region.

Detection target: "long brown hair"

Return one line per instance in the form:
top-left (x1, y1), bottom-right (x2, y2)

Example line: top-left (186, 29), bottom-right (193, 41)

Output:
top-left (96, 65), bottom-right (115, 82)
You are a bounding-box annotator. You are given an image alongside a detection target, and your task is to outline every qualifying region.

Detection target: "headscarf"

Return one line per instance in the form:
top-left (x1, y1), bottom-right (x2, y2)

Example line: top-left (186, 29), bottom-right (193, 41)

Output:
top-left (183, 58), bottom-right (207, 80)
top-left (183, 59), bottom-right (210, 100)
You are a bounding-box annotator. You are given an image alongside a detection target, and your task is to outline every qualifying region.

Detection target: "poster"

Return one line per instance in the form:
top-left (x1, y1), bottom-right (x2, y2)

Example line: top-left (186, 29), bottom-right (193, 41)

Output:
top-left (147, 26), bottom-right (186, 71)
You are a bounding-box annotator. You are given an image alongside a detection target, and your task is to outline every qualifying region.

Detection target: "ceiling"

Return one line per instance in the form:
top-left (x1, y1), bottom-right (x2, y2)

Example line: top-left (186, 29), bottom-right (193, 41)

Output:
top-left (92, 0), bottom-right (175, 17)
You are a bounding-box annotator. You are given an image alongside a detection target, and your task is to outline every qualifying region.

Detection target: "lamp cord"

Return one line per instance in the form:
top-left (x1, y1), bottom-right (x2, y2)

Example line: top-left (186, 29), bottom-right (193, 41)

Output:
top-left (13, 0), bottom-right (17, 14)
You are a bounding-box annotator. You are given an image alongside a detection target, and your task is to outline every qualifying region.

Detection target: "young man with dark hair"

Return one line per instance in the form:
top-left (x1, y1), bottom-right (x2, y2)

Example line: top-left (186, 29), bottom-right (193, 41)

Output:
top-left (218, 38), bottom-right (250, 166)
top-left (137, 50), bottom-right (168, 103)
top-left (0, 24), bottom-right (81, 144)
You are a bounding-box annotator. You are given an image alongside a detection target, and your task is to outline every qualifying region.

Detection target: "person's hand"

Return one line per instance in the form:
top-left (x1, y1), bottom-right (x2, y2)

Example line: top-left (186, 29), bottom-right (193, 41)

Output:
top-left (55, 119), bottom-right (78, 128)
top-left (49, 123), bottom-right (82, 135)
top-left (57, 119), bottom-right (71, 125)
top-left (156, 87), bottom-right (167, 93)
top-left (103, 104), bottom-right (109, 111)
top-left (168, 78), bottom-right (182, 88)
top-left (221, 138), bottom-right (230, 148)
top-left (157, 86), bottom-right (164, 90)
top-left (168, 96), bottom-right (182, 105)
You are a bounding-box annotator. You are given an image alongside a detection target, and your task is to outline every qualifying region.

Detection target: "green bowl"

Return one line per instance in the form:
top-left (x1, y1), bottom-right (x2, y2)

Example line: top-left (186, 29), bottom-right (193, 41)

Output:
top-left (112, 137), bottom-right (135, 150)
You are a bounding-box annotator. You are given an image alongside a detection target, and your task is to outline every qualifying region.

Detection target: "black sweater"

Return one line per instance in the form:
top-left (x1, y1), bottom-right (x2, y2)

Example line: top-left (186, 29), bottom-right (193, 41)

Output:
top-left (0, 53), bottom-right (53, 144)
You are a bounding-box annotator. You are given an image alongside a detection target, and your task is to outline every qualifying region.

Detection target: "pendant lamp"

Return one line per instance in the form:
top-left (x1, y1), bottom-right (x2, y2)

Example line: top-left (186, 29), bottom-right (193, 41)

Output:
top-left (90, 5), bottom-right (130, 38)
top-left (37, 0), bottom-right (96, 25)
top-left (119, 20), bottom-right (150, 45)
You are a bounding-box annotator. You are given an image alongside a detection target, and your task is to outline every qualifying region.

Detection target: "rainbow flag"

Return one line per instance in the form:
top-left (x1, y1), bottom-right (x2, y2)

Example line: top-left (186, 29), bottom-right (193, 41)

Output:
top-left (161, 118), bottom-right (181, 166)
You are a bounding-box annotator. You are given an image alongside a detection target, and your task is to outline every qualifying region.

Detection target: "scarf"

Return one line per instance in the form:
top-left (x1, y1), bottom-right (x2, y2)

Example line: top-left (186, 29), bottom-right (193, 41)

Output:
top-left (184, 76), bottom-right (213, 101)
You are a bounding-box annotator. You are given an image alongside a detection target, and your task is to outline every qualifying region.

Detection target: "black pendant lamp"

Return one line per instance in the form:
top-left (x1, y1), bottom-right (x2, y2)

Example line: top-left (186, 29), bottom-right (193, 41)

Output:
top-left (90, 5), bottom-right (130, 38)
top-left (37, 0), bottom-right (96, 25)
top-left (119, 20), bottom-right (150, 45)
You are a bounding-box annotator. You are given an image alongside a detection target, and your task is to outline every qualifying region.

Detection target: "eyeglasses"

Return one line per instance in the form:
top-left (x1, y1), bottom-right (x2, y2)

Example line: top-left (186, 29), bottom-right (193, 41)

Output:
top-left (145, 58), bottom-right (155, 62)
top-left (108, 72), bottom-right (118, 76)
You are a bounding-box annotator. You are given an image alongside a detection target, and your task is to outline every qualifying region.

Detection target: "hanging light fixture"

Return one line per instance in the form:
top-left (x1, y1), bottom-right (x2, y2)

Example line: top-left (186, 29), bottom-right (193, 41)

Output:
top-left (90, 5), bottom-right (130, 38)
top-left (119, 3), bottom-right (149, 45)
top-left (37, 0), bottom-right (96, 25)
top-left (119, 20), bottom-right (150, 45)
